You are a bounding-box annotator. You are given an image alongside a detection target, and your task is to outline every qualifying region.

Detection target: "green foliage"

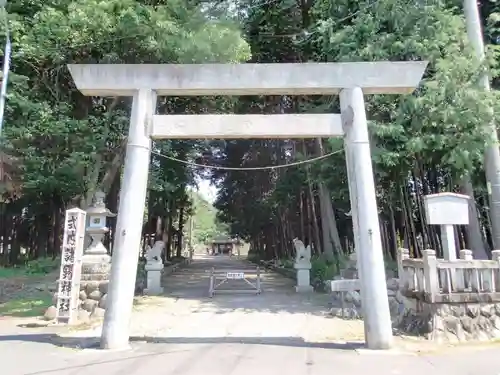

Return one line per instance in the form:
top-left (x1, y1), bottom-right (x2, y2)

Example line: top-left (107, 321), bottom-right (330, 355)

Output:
top-left (190, 190), bottom-right (228, 244)
top-left (0, 266), bottom-right (26, 279)
top-left (280, 258), bottom-right (295, 269)
top-left (0, 257), bottom-right (60, 277)
top-left (385, 258), bottom-right (398, 274)
top-left (136, 258), bottom-right (146, 289)
top-left (15, 0), bottom-right (251, 64)
top-left (3, 0), bottom-right (500, 268)
top-left (318, 0), bottom-right (498, 179)
top-left (310, 254), bottom-right (349, 292)
top-left (1, 0), bottom-right (250, 263)
top-left (3, 0), bottom-right (250, 202)
top-left (246, 251), bottom-right (259, 264)
top-left (24, 257), bottom-right (60, 275)
top-left (209, 0), bottom-right (500, 262)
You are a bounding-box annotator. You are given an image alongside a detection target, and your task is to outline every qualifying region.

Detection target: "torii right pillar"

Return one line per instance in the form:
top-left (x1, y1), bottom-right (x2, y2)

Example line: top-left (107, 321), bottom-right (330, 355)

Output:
top-left (340, 87), bottom-right (392, 349)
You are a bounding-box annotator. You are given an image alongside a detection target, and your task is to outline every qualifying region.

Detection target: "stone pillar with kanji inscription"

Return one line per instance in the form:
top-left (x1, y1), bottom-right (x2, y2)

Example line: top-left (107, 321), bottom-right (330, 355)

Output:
top-left (78, 191), bottom-right (115, 321)
top-left (44, 208), bottom-right (86, 324)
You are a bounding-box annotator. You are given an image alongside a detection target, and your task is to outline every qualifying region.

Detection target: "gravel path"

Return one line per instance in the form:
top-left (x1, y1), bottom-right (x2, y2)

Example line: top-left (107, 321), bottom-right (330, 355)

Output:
top-left (70, 254), bottom-right (365, 343)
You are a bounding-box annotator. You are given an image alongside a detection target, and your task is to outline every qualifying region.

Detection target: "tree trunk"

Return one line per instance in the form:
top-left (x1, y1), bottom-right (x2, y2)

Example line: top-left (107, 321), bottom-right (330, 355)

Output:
top-left (401, 184), bottom-right (419, 257)
top-left (155, 217), bottom-right (163, 244)
top-left (81, 98), bottom-right (120, 208)
top-left (299, 189), bottom-right (305, 241)
top-left (177, 205), bottom-right (185, 258)
top-left (53, 203), bottom-right (62, 259)
top-left (388, 204), bottom-right (398, 260)
top-left (461, 175), bottom-right (488, 259)
top-left (165, 200), bottom-right (175, 261)
top-left (301, 141), bottom-right (322, 254)
top-left (318, 182), bottom-right (342, 258)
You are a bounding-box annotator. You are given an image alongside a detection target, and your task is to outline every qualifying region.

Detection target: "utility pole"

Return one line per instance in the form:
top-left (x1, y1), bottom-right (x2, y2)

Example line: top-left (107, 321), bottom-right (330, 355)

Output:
top-left (0, 0), bottom-right (11, 139)
top-left (463, 0), bottom-right (500, 250)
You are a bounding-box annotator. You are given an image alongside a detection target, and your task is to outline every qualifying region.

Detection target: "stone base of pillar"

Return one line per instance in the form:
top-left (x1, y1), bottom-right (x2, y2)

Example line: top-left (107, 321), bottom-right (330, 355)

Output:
top-left (43, 253), bottom-right (111, 323)
top-left (78, 280), bottom-right (109, 320)
top-left (78, 253), bottom-right (111, 321)
top-left (295, 285), bottom-right (314, 293)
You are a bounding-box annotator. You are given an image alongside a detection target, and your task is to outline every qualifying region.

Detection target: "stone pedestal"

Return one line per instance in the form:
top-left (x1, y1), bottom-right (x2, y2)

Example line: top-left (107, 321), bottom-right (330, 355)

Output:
top-left (144, 262), bottom-right (164, 295)
top-left (78, 227), bottom-right (111, 321)
top-left (78, 249), bottom-right (111, 320)
top-left (294, 263), bottom-right (313, 293)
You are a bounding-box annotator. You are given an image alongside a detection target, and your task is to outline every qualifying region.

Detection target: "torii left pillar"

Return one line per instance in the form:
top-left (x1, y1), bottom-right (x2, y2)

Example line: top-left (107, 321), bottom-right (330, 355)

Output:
top-left (100, 89), bottom-right (156, 349)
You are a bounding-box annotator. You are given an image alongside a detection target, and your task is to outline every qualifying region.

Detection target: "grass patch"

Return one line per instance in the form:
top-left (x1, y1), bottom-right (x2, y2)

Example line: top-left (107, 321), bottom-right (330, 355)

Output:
top-left (0, 258), bottom-right (58, 317)
top-left (0, 292), bottom-right (52, 317)
top-left (0, 267), bottom-right (27, 279)
top-left (24, 258), bottom-right (60, 275)
top-left (0, 257), bottom-right (60, 279)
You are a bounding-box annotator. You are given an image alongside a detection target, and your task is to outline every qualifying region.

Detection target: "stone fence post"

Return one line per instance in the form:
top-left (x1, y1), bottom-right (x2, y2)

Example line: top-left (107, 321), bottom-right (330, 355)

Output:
top-left (422, 249), bottom-right (438, 302)
top-left (492, 250), bottom-right (500, 292)
top-left (492, 250), bottom-right (500, 265)
top-left (456, 250), bottom-right (474, 291)
top-left (397, 248), bottom-right (409, 289)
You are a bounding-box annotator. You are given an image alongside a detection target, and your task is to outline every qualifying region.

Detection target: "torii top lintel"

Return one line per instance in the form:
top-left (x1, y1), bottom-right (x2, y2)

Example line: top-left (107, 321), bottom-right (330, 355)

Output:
top-left (68, 61), bottom-right (428, 97)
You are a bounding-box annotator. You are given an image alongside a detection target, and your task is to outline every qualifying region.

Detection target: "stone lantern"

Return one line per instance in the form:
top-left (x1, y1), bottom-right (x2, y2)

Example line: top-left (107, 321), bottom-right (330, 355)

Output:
top-left (79, 191), bottom-right (116, 320)
top-left (85, 191), bottom-right (116, 256)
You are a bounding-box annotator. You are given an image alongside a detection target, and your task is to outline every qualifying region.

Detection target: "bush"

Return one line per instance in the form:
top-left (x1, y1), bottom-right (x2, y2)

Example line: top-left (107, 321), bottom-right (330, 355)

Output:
top-left (24, 258), bottom-right (60, 275)
top-left (135, 259), bottom-right (147, 293)
top-left (247, 252), bottom-right (260, 263)
top-left (281, 258), bottom-right (295, 269)
top-left (310, 253), bottom-right (350, 292)
top-left (136, 259), bottom-right (146, 280)
top-left (385, 258), bottom-right (398, 276)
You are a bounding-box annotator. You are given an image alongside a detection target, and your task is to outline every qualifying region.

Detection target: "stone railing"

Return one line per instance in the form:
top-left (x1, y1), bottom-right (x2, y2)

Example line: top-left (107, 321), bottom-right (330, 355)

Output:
top-left (396, 248), bottom-right (500, 342)
top-left (398, 248), bottom-right (500, 304)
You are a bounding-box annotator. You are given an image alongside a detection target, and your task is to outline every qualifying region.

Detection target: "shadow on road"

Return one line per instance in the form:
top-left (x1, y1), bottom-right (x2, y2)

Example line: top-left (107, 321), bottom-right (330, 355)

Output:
top-left (0, 332), bottom-right (364, 350)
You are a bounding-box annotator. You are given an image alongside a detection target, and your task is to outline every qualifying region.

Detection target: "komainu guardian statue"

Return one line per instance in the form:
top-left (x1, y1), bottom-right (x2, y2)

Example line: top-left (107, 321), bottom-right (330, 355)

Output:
top-left (293, 238), bottom-right (311, 266)
top-left (144, 240), bottom-right (165, 295)
top-left (292, 238), bottom-right (313, 293)
top-left (146, 240), bottom-right (165, 264)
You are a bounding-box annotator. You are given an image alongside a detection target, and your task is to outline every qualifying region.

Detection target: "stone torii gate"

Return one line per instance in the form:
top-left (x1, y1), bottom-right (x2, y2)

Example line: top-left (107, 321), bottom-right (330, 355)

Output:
top-left (68, 61), bottom-right (427, 350)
